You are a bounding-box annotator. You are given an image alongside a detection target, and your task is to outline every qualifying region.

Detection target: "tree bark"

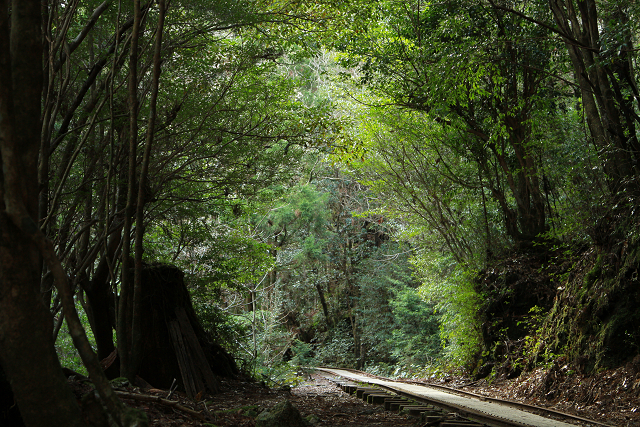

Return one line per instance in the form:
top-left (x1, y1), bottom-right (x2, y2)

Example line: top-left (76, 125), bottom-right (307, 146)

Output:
top-left (83, 230), bottom-right (122, 361)
top-left (131, 0), bottom-right (167, 376)
top-left (0, 1), bottom-right (84, 425)
top-left (118, 0), bottom-right (142, 380)
top-left (315, 282), bottom-right (331, 327)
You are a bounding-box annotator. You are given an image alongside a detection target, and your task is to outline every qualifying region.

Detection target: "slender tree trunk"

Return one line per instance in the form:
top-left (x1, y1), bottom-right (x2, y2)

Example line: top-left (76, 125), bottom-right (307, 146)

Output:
top-left (83, 230), bottom-right (122, 361)
top-left (118, 0), bottom-right (142, 380)
top-left (479, 170), bottom-right (492, 260)
top-left (315, 282), bottom-right (331, 327)
top-left (131, 0), bottom-right (166, 375)
top-left (350, 315), bottom-right (362, 369)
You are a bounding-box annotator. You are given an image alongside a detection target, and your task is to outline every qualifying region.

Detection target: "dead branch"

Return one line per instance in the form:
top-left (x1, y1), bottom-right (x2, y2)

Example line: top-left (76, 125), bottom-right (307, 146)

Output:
top-left (114, 391), bottom-right (208, 421)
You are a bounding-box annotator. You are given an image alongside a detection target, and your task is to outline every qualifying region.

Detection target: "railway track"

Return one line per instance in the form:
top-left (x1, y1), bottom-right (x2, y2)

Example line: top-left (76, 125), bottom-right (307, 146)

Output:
top-left (316, 367), bottom-right (614, 427)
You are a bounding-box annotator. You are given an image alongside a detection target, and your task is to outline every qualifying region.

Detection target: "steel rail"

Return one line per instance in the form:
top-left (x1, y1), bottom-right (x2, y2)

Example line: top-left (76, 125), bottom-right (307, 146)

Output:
top-left (401, 378), bottom-right (613, 427)
top-left (316, 367), bottom-right (614, 427)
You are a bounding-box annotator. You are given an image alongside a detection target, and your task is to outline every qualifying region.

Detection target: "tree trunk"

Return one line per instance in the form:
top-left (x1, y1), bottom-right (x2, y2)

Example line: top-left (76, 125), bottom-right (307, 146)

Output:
top-left (118, 0), bottom-right (142, 380)
top-left (315, 282), bottom-right (332, 327)
top-left (83, 231), bottom-right (121, 362)
top-left (0, 214), bottom-right (85, 427)
top-left (549, 0), bottom-right (639, 192)
top-left (133, 264), bottom-right (237, 390)
top-left (131, 0), bottom-right (166, 380)
top-left (0, 1), bottom-right (84, 425)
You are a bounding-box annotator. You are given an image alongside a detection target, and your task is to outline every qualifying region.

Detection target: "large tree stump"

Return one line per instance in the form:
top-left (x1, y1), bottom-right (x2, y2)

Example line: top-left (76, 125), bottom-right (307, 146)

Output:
top-left (135, 264), bottom-right (238, 394)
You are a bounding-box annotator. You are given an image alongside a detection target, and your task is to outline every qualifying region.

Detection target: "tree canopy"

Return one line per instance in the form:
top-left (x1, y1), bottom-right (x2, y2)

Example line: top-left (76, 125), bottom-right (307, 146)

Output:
top-left (2, 0), bottom-right (640, 425)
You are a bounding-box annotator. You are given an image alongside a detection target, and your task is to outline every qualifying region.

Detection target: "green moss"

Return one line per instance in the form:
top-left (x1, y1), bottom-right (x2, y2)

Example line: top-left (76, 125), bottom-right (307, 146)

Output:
top-left (538, 237), bottom-right (640, 372)
top-left (110, 377), bottom-right (130, 388)
top-left (216, 405), bottom-right (261, 418)
top-left (121, 406), bottom-right (149, 427)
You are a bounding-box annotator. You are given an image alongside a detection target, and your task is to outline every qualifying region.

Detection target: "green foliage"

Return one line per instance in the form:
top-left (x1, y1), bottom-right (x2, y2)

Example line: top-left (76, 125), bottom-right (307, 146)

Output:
top-left (191, 294), bottom-right (249, 353)
top-left (236, 308), bottom-right (315, 387)
top-left (258, 183), bottom-right (331, 252)
top-left (313, 323), bottom-right (358, 367)
top-left (146, 218), bottom-right (274, 292)
top-left (289, 339), bottom-right (315, 367)
top-left (55, 300), bottom-right (96, 376)
top-left (388, 286), bottom-right (441, 366)
top-left (48, 0), bottom-right (640, 384)
top-left (351, 246), bottom-right (442, 367)
top-left (412, 252), bottom-right (483, 368)
top-left (238, 166), bottom-right (446, 375)
top-left (319, 0), bottom-right (637, 374)
top-left (331, 0), bottom-right (589, 247)
top-left (343, 104), bottom-right (509, 264)
top-left (539, 232), bottom-right (640, 371)
top-left (515, 306), bottom-right (560, 369)
top-left (55, 330), bottom-right (89, 376)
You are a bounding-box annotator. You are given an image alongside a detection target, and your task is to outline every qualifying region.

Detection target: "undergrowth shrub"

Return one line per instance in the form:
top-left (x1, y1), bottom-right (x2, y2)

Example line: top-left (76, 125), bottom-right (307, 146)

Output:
top-left (55, 300), bottom-right (95, 376)
top-left (411, 253), bottom-right (483, 370)
top-left (314, 323), bottom-right (357, 367)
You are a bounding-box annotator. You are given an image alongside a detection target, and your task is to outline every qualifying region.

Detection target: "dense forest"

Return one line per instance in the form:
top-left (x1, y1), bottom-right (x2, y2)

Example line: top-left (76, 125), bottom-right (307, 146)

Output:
top-left (1, 0), bottom-right (640, 425)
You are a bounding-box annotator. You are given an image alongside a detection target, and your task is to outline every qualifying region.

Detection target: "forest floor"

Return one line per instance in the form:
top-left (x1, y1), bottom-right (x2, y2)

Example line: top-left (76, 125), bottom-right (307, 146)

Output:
top-left (70, 362), bottom-right (640, 427)
top-left (93, 372), bottom-right (420, 427)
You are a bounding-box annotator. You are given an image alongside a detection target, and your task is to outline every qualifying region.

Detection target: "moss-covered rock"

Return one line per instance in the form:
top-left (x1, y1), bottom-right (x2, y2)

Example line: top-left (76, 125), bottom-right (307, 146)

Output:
top-left (109, 377), bottom-right (130, 388)
top-left (542, 238), bottom-right (640, 372)
top-left (255, 400), bottom-right (307, 427)
top-left (475, 250), bottom-right (562, 376)
top-left (475, 226), bottom-right (640, 376)
top-left (305, 414), bottom-right (320, 425)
